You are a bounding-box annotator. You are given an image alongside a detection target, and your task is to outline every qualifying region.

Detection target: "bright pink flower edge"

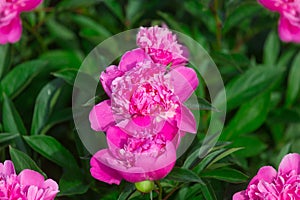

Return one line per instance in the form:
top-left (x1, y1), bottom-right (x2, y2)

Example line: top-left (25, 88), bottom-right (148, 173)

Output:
top-left (258, 0), bottom-right (300, 43)
top-left (0, 0), bottom-right (42, 44)
top-left (0, 160), bottom-right (59, 199)
top-left (233, 153), bottom-right (300, 199)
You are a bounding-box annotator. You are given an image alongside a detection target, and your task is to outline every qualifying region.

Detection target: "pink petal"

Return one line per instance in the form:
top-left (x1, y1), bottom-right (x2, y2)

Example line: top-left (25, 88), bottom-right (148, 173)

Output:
top-left (90, 149), bottom-right (123, 185)
top-left (0, 16), bottom-right (22, 44)
top-left (106, 126), bottom-right (129, 150)
top-left (170, 66), bottom-right (199, 102)
top-left (18, 169), bottom-right (45, 188)
top-left (176, 104), bottom-right (197, 133)
top-left (158, 120), bottom-right (179, 141)
top-left (121, 142), bottom-right (176, 182)
top-left (17, 0), bottom-right (42, 12)
top-left (278, 153), bottom-right (300, 175)
top-left (42, 179), bottom-right (59, 191)
top-left (258, 0), bottom-right (282, 12)
top-left (119, 48), bottom-right (151, 72)
top-left (278, 16), bottom-right (300, 43)
top-left (249, 166), bottom-right (277, 186)
top-left (0, 160), bottom-right (16, 175)
top-left (89, 100), bottom-right (115, 132)
top-left (233, 191), bottom-right (248, 200)
top-left (100, 65), bottom-right (124, 97)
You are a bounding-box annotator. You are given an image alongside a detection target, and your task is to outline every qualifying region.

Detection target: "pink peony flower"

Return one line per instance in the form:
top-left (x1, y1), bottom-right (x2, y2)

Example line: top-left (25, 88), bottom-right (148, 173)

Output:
top-left (258, 0), bottom-right (300, 43)
top-left (137, 26), bottom-right (188, 66)
top-left (89, 47), bottom-right (198, 184)
top-left (0, 160), bottom-right (59, 200)
top-left (233, 153), bottom-right (300, 200)
top-left (0, 0), bottom-right (42, 44)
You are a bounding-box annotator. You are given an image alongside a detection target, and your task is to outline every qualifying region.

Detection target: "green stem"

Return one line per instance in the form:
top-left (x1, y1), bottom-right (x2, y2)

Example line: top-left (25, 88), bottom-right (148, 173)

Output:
top-left (213, 0), bottom-right (222, 50)
top-left (155, 181), bottom-right (163, 200)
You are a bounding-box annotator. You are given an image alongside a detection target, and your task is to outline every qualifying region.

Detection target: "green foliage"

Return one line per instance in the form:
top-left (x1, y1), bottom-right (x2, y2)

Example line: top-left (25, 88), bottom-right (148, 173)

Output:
top-left (1, 0), bottom-right (299, 199)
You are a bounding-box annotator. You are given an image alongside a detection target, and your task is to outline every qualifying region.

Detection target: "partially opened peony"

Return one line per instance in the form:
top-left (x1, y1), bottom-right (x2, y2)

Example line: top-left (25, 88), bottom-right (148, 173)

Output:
top-left (258, 0), bottom-right (300, 43)
top-left (0, 0), bottom-right (42, 44)
top-left (233, 153), bottom-right (300, 199)
top-left (89, 41), bottom-right (198, 184)
top-left (0, 160), bottom-right (59, 199)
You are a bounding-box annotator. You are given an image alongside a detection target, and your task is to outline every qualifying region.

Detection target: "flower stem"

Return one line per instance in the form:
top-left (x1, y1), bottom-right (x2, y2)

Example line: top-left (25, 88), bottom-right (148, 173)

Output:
top-left (155, 181), bottom-right (163, 200)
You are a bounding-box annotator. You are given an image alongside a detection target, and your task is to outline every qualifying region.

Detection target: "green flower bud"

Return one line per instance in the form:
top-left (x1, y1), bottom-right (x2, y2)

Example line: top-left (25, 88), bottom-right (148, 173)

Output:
top-left (135, 180), bottom-right (155, 193)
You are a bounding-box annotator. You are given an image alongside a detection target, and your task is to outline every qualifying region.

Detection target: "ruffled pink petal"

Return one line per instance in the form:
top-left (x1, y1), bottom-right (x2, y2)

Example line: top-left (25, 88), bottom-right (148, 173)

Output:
top-left (0, 16), bottom-right (22, 44)
top-left (121, 142), bottom-right (176, 182)
top-left (90, 149), bottom-right (123, 185)
top-left (176, 104), bottom-right (197, 133)
top-left (170, 66), bottom-right (199, 102)
top-left (118, 48), bottom-right (151, 72)
top-left (42, 179), bottom-right (59, 191)
top-left (17, 0), bottom-right (42, 12)
top-left (233, 191), bottom-right (248, 200)
top-left (278, 153), bottom-right (300, 175)
top-left (278, 16), bottom-right (300, 43)
top-left (258, 0), bottom-right (282, 12)
top-left (100, 65), bottom-right (124, 97)
top-left (18, 169), bottom-right (44, 188)
top-left (0, 160), bottom-right (16, 175)
top-left (106, 126), bottom-right (129, 150)
top-left (41, 179), bottom-right (59, 200)
top-left (249, 166), bottom-right (277, 186)
top-left (89, 100), bottom-right (115, 132)
top-left (158, 120), bottom-right (178, 141)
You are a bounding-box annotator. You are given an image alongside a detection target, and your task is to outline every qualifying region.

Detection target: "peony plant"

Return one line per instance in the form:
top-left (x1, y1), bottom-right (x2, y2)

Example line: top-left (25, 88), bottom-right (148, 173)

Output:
top-left (89, 26), bottom-right (199, 185)
top-left (0, 160), bottom-right (59, 199)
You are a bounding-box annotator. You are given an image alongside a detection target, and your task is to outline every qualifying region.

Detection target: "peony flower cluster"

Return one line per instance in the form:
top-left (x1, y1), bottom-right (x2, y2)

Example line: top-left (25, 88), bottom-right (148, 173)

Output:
top-left (0, 0), bottom-right (42, 44)
top-left (233, 153), bottom-right (300, 200)
top-left (0, 160), bottom-right (59, 199)
top-left (89, 26), bottom-right (199, 185)
top-left (258, 0), bottom-right (300, 43)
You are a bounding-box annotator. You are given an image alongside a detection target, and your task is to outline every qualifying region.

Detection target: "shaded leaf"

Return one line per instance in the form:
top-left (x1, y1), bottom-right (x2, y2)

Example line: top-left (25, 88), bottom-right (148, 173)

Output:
top-left (286, 52), bottom-right (300, 107)
top-left (24, 135), bottom-right (79, 171)
top-left (9, 146), bottom-right (46, 177)
top-left (263, 31), bottom-right (280, 66)
top-left (200, 168), bottom-right (248, 183)
top-left (30, 79), bottom-right (63, 135)
top-left (1, 60), bottom-right (47, 100)
top-left (166, 168), bottom-right (204, 183)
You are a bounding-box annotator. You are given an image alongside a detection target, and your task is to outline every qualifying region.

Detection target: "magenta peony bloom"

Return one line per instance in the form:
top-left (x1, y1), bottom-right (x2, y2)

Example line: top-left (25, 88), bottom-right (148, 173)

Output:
top-left (0, 160), bottom-right (59, 199)
top-left (258, 0), bottom-right (300, 43)
top-left (137, 26), bottom-right (188, 66)
top-left (89, 47), bottom-right (198, 184)
top-left (233, 153), bottom-right (300, 199)
top-left (0, 0), bottom-right (42, 44)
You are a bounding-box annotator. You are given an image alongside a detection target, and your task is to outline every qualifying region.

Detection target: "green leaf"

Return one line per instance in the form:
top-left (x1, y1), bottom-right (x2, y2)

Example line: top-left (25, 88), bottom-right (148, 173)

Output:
top-left (199, 183), bottom-right (217, 200)
top-left (223, 3), bottom-right (261, 34)
top-left (24, 135), bottom-right (79, 171)
top-left (52, 68), bottom-right (78, 85)
top-left (58, 171), bottom-right (89, 196)
top-left (231, 136), bottom-right (267, 158)
top-left (166, 168), bottom-right (204, 184)
top-left (0, 133), bottom-right (19, 145)
top-left (157, 11), bottom-right (185, 33)
top-left (9, 146), bottom-right (46, 177)
top-left (0, 44), bottom-right (10, 79)
top-left (216, 66), bottom-right (283, 110)
top-left (206, 148), bottom-right (243, 169)
top-left (275, 143), bottom-right (291, 166)
top-left (40, 108), bottom-right (72, 135)
top-left (46, 18), bottom-right (76, 41)
top-left (2, 94), bottom-right (27, 135)
top-left (222, 92), bottom-right (270, 140)
top-left (118, 184), bottom-right (135, 200)
top-left (103, 0), bottom-right (124, 23)
top-left (126, 0), bottom-right (144, 26)
top-left (30, 79), bottom-right (63, 135)
top-left (193, 149), bottom-right (226, 174)
top-left (71, 15), bottom-right (111, 38)
top-left (263, 31), bottom-right (280, 66)
top-left (200, 168), bottom-right (248, 183)
top-left (39, 50), bottom-right (82, 69)
top-left (286, 52), bottom-right (300, 107)
top-left (58, 0), bottom-right (102, 9)
top-left (0, 60), bottom-right (47, 100)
